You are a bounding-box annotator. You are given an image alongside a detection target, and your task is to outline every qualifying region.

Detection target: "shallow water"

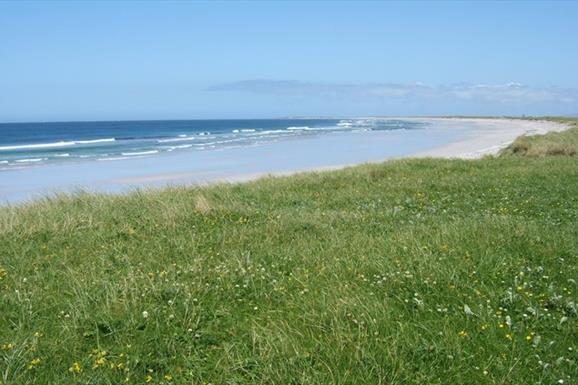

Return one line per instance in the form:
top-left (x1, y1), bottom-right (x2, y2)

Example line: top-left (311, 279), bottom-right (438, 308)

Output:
top-left (0, 118), bottom-right (426, 169)
top-left (0, 118), bottom-right (473, 204)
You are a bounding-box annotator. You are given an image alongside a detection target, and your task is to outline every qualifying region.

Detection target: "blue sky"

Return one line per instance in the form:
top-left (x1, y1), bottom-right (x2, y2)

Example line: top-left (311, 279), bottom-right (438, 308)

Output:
top-left (1, 1), bottom-right (577, 122)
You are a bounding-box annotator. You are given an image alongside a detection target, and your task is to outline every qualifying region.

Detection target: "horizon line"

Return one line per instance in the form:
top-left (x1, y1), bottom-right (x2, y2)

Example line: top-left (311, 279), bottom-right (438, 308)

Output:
top-left (0, 114), bottom-right (571, 125)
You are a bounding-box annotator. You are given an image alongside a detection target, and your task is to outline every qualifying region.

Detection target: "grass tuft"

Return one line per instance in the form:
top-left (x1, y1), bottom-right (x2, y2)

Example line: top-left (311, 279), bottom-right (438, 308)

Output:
top-left (195, 193), bottom-right (212, 214)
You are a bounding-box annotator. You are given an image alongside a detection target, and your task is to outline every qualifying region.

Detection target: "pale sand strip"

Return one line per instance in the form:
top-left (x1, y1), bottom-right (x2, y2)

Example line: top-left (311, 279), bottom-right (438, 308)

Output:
top-left (410, 118), bottom-right (568, 159)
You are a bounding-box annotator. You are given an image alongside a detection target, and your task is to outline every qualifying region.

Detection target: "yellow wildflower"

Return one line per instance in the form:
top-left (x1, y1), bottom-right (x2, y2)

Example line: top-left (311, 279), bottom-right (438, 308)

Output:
top-left (145, 374), bottom-right (153, 383)
top-left (1, 343), bottom-right (15, 351)
top-left (68, 362), bottom-right (82, 374)
top-left (164, 374), bottom-right (173, 381)
top-left (505, 333), bottom-right (513, 340)
top-left (458, 330), bottom-right (468, 337)
top-left (94, 357), bottom-right (106, 367)
top-left (27, 358), bottom-right (41, 370)
top-left (92, 350), bottom-right (108, 368)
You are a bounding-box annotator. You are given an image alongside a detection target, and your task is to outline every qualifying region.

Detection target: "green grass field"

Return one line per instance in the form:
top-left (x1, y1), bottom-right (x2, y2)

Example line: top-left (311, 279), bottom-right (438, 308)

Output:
top-left (1, 119), bottom-right (577, 385)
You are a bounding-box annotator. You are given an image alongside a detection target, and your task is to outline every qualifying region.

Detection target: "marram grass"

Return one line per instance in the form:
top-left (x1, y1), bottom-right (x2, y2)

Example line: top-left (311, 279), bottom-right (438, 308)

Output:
top-left (501, 117), bottom-right (578, 157)
top-left (1, 123), bottom-right (578, 385)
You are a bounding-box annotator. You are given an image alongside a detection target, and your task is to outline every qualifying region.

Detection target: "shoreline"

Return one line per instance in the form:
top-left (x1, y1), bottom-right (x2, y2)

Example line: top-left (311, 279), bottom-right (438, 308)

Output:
top-left (208, 118), bottom-right (569, 185)
top-left (0, 117), bottom-right (570, 205)
top-left (101, 117), bottom-right (570, 185)
top-left (411, 117), bottom-right (568, 158)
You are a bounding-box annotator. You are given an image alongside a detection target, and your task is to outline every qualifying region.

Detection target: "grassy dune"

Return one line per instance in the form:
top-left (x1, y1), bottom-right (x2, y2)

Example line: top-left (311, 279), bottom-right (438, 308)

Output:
top-left (1, 119), bottom-right (577, 385)
top-left (501, 117), bottom-right (578, 157)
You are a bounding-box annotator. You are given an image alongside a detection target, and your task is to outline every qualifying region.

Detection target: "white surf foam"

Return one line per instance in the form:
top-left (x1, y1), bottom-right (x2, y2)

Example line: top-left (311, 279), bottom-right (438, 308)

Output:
top-left (15, 158), bottom-right (46, 163)
top-left (76, 138), bottom-right (116, 144)
top-left (0, 138), bottom-right (115, 151)
top-left (157, 136), bottom-right (196, 143)
top-left (0, 141), bottom-right (76, 151)
top-left (121, 150), bottom-right (159, 156)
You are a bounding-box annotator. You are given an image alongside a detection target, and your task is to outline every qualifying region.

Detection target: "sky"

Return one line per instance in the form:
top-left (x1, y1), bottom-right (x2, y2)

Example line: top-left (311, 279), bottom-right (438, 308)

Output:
top-left (1, 0), bottom-right (578, 122)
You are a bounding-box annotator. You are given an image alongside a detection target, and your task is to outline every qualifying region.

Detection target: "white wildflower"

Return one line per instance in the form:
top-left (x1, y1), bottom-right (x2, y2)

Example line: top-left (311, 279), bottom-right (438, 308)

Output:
top-left (463, 304), bottom-right (475, 316)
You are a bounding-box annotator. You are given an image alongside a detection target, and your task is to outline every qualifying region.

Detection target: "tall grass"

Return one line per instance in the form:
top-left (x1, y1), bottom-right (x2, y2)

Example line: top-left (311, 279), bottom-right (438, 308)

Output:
top-left (501, 117), bottom-right (578, 157)
top-left (1, 121), bottom-right (577, 385)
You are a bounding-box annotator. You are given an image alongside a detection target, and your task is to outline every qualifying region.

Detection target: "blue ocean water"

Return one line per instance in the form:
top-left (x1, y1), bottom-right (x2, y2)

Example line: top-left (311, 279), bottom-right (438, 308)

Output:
top-left (0, 118), bottom-right (427, 170)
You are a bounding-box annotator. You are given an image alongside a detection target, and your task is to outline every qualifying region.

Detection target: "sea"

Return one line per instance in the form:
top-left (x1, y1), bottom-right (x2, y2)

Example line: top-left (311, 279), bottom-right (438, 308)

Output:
top-left (0, 118), bottom-right (427, 170)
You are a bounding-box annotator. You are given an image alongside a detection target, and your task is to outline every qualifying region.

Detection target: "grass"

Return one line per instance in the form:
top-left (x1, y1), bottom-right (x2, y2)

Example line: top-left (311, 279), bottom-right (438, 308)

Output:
top-left (1, 119), bottom-right (577, 385)
top-left (501, 117), bottom-right (578, 157)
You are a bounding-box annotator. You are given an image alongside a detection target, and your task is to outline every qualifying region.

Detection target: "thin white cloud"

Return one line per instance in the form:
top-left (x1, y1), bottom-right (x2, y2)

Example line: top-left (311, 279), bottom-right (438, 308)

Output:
top-left (207, 80), bottom-right (578, 106)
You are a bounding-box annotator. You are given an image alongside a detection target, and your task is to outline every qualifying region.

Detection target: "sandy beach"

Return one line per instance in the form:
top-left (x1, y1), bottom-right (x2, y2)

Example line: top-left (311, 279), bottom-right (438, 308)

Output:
top-left (412, 118), bottom-right (568, 158)
top-left (0, 118), bottom-right (569, 204)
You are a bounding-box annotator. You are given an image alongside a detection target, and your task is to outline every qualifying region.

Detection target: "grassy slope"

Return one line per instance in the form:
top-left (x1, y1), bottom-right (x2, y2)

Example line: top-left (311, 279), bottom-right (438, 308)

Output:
top-left (1, 120), bottom-right (577, 385)
top-left (501, 117), bottom-right (578, 157)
